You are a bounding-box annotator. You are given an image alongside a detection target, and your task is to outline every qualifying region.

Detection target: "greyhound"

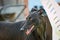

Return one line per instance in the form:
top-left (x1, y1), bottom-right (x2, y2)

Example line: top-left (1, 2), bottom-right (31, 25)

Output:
top-left (20, 11), bottom-right (46, 40)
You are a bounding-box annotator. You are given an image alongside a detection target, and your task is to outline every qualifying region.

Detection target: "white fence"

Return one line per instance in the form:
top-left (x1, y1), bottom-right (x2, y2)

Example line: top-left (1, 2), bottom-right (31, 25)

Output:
top-left (40, 0), bottom-right (60, 40)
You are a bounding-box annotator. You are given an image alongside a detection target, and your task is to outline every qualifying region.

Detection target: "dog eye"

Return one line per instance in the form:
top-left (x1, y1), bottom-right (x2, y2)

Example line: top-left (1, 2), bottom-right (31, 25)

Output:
top-left (29, 17), bottom-right (33, 21)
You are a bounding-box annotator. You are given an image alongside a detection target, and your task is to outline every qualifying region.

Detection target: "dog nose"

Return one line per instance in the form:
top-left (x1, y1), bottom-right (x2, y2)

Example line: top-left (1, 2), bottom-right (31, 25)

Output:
top-left (20, 27), bottom-right (24, 30)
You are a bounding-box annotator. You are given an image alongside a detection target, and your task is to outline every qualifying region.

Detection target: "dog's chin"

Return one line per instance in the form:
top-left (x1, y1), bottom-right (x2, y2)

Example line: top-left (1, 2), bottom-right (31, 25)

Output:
top-left (25, 25), bottom-right (34, 35)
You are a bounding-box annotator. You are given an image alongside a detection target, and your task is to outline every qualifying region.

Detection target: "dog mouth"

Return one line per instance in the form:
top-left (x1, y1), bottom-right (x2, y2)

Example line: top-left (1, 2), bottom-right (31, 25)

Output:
top-left (25, 24), bottom-right (34, 35)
